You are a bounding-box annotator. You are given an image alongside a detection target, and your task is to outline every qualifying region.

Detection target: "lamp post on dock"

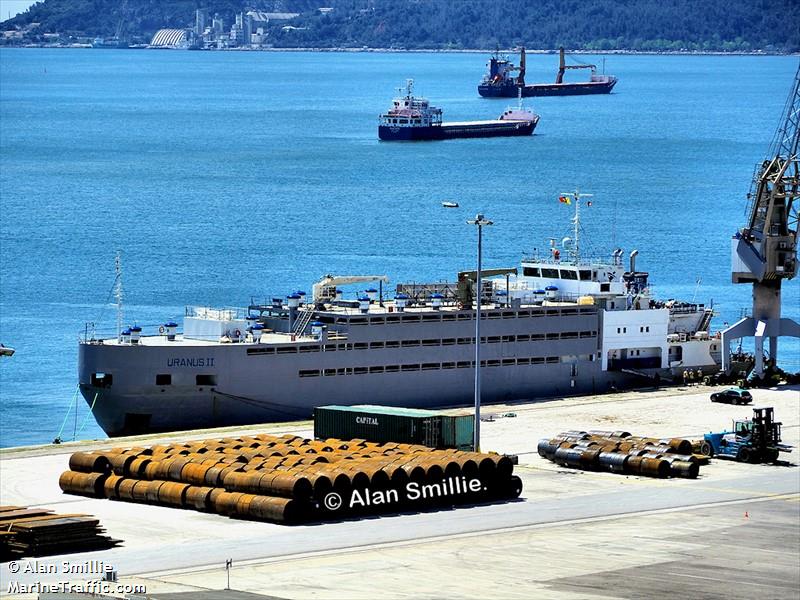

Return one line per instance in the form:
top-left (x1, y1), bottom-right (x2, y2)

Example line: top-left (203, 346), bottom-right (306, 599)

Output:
top-left (467, 214), bottom-right (492, 451)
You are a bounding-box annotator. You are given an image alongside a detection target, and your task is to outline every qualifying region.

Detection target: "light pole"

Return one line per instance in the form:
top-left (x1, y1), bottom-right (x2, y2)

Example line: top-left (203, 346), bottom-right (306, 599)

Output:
top-left (467, 214), bottom-right (493, 451)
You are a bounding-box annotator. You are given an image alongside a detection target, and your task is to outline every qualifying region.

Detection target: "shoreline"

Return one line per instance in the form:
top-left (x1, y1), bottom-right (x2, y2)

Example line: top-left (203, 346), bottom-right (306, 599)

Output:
top-left (3, 44), bottom-right (798, 56)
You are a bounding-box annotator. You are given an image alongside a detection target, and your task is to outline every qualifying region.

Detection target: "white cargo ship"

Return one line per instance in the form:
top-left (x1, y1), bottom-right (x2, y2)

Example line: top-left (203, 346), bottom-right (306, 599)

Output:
top-left (79, 193), bottom-right (724, 436)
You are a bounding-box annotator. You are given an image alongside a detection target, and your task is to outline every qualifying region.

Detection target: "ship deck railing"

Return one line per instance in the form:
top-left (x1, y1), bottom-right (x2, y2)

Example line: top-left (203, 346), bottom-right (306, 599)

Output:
top-left (185, 305), bottom-right (249, 320)
top-left (664, 303), bottom-right (707, 315)
top-left (520, 254), bottom-right (620, 267)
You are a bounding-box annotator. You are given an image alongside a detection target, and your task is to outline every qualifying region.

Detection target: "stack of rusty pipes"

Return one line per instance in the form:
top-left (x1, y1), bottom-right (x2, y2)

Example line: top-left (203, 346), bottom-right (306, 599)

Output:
top-left (59, 433), bottom-right (522, 524)
top-left (537, 430), bottom-right (710, 478)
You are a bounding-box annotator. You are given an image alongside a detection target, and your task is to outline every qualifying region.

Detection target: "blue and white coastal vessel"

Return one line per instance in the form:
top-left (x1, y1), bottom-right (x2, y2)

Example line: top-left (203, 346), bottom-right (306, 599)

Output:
top-left (79, 194), bottom-right (724, 436)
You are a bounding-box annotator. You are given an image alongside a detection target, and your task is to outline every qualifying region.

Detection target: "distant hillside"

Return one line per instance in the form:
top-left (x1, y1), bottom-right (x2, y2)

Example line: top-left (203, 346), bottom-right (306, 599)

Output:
top-left (4, 0), bottom-right (799, 52)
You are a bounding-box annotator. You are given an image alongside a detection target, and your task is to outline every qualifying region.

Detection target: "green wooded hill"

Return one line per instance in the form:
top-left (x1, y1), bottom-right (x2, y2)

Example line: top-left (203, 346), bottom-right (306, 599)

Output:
top-left (5, 0), bottom-right (799, 52)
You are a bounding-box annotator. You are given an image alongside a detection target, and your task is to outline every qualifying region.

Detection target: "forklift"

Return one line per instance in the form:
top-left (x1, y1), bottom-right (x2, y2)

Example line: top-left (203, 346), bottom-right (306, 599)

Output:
top-left (704, 407), bottom-right (792, 464)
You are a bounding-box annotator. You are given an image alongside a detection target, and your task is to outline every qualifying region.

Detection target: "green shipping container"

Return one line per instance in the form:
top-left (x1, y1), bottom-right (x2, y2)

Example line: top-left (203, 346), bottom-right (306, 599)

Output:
top-left (439, 413), bottom-right (475, 450)
top-left (314, 405), bottom-right (475, 449)
top-left (314, 405), bottom-right (442, 447)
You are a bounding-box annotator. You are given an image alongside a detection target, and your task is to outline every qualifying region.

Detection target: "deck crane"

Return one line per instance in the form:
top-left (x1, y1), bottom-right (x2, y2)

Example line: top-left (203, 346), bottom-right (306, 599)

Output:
top-left (555, 47), bottom-right (598, 84)
top-left (722, 62), bottom-right (800, 377)
top-left (312, 274), bottom-right (390, 304)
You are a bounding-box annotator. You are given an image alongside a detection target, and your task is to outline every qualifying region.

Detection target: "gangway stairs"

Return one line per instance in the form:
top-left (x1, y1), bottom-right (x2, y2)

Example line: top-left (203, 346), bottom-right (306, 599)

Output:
top-left (292, 306), bottom-right (316, 337)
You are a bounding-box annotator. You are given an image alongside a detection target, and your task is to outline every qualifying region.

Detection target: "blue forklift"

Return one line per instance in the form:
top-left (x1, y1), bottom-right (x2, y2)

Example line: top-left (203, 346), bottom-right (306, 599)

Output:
top-left (704, 407), bottom-right (792, 464)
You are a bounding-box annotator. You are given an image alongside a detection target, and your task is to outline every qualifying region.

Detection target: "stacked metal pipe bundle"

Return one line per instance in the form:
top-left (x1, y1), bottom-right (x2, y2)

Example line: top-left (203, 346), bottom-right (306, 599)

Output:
top-left (537, 430), bottom-right (709, 479)
top-left (59, 433), bottom-right (522, 524)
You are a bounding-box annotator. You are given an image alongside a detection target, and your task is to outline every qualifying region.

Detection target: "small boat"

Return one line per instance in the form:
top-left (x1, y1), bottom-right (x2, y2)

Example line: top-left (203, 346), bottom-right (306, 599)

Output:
top-left (442, 201), bottom-right (459, 208)
top-left (379, 79), bottom-right (539, 141)
top-left (478, 47), bottom-right (617, 98)
top-left (0, 344), bottom-right (15, 357)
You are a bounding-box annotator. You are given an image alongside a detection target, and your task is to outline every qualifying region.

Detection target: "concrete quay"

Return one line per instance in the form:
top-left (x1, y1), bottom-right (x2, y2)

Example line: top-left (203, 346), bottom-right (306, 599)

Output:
top-left (1, 384), bottom-right (798, 599)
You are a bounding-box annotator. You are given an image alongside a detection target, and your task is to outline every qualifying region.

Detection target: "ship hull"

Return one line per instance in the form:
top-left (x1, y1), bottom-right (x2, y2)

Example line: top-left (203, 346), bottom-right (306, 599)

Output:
top-left (379, 120), bottom-right (535, 141)
top-left (78, 304), bottom-right (718, 437)
top-left (81, 365), bottom-right (623, 437)
top-left (79, 307), bottom-right (609, 436)
top-left (479, 80), bottom-right (617, 97)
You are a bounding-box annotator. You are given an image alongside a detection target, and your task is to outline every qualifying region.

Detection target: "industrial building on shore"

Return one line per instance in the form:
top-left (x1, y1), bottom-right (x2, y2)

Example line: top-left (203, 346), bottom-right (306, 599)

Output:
top-left (150, 9), bottom-right (303, 50)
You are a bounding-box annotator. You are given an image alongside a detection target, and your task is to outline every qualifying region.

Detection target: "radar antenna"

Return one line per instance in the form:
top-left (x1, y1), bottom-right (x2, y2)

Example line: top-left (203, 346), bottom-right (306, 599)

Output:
top-left (722, 62), bottom-right (800, 377)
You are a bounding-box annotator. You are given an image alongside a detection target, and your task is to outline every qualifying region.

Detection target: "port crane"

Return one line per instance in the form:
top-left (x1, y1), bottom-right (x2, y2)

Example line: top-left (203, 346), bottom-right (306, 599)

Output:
top-left (722, 62), bottom-right (800, 377)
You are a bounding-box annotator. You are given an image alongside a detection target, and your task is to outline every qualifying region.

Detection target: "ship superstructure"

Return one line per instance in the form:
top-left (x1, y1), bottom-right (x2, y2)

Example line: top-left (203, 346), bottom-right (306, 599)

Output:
top-left (78, 193), bottom-right (722, 437)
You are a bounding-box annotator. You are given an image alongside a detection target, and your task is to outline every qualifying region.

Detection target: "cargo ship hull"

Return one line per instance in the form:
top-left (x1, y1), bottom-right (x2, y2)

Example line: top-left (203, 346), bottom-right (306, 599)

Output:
top-left (78, 297), bottom-right (720, 437)
top-left (79, 307), bottom-right (642, 437)
top-left (479, 80), bottom-right (617, 98)
top-left (379, 119), bottom-right (536, 141)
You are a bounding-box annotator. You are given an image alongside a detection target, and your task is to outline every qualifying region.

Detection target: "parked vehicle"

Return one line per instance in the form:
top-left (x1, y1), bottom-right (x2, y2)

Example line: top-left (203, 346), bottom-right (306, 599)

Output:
top-left (710, 387), bottom-right (752, 405)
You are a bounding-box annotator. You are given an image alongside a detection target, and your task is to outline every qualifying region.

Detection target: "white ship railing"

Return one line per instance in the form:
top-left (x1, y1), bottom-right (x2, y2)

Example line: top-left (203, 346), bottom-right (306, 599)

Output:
top-left (185, 306), bottom-right (248, 320)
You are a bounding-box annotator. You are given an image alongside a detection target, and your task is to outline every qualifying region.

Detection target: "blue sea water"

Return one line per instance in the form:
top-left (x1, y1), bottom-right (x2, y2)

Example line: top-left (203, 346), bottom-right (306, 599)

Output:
top-left (1, 49), bottom-right (798, 448)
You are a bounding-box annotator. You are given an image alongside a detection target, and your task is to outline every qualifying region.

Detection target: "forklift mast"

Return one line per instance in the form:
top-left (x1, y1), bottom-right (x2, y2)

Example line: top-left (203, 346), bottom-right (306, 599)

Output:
top-left (750, 407), bottom-right (782, 447)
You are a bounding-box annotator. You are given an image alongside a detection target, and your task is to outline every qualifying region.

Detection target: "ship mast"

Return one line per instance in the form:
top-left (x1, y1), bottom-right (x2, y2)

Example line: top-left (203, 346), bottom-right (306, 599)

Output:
top-left (114, 251), bottom-right (123, 341)
top-left (560, 190), bottom-right (592, 263)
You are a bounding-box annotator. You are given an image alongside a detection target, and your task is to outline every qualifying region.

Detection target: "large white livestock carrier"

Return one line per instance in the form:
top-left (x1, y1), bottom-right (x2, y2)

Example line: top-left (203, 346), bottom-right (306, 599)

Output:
top-left (79, 193), bottom-right (727, 436)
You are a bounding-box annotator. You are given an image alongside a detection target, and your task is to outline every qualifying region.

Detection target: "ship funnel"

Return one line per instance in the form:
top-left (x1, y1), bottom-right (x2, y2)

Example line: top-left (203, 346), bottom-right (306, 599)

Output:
top-left (287, 293), bottom-right (300, 330)
top-left (495, 289), bottom-right (508, 307)
top-left (245, 315), bottom-right (258, 339)
top-left (395, 293), bottom-right (408, 312)
top-left (163, 321), bottom-right (178, 341)
top-left (629, 249), bottom-right (639, 273)
top-left (430, 293), bottom-right (443, 310)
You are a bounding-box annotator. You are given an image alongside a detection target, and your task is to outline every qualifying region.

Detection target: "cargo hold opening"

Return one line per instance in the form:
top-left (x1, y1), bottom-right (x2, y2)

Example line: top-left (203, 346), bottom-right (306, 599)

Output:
top-left (196, 374), bottom-right (217, 386)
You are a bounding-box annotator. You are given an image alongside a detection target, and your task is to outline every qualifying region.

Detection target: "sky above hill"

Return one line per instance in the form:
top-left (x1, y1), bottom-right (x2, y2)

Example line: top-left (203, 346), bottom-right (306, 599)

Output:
top-left (1, 0), bottom-right (37, 23)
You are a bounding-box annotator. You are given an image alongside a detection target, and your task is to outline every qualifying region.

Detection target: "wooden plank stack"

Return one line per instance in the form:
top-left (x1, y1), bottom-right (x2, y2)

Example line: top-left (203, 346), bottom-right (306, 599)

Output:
top-left (0, 506), bottom-right (119, 558)
top-left (58, 433), bottom-right (523, 524)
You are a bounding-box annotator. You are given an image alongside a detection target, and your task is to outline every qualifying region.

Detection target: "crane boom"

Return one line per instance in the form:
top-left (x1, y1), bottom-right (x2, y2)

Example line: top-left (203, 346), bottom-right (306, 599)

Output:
top-left (556, 47), bottom-right (596, 84)
top-left (312, 274), bottom-right (390, 303)
top-left (768, 66), bottom-right (800, 161)
top-left (737, 63), bottom-right (800, 284)
top-left (723, 61), bottom-right (800, 378)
